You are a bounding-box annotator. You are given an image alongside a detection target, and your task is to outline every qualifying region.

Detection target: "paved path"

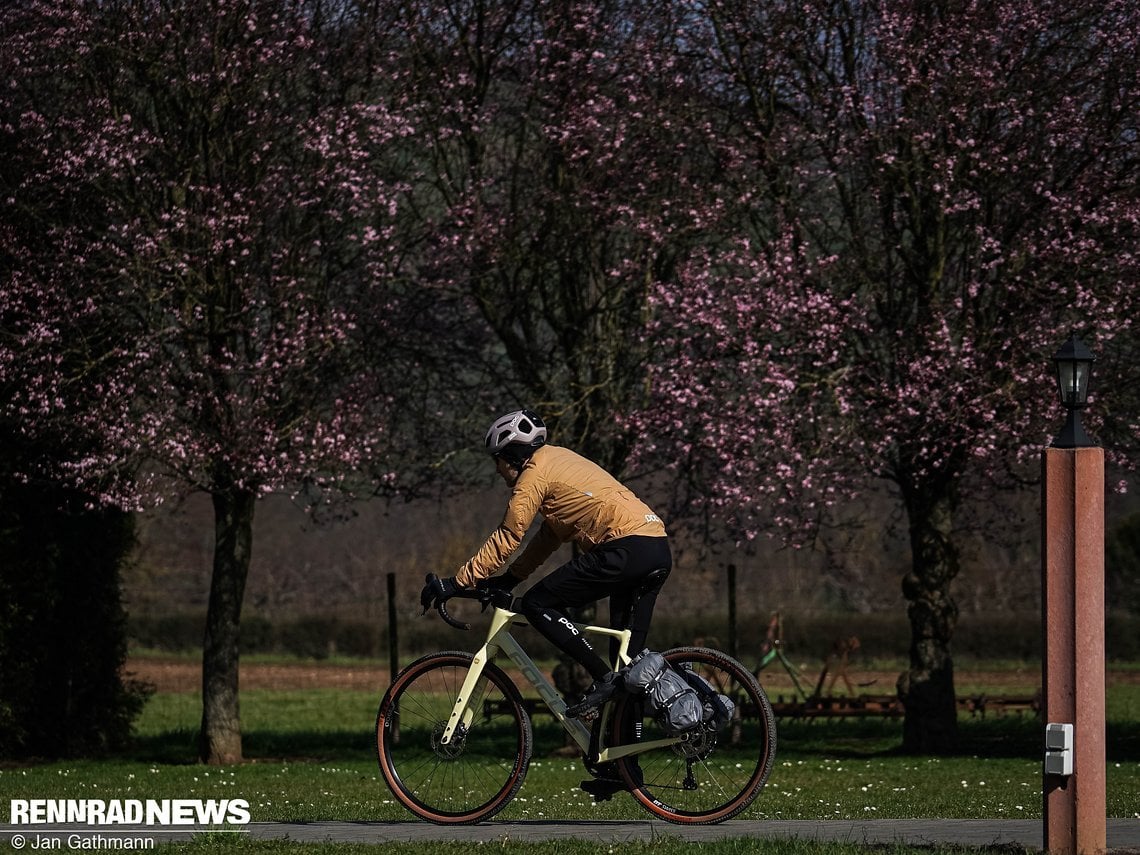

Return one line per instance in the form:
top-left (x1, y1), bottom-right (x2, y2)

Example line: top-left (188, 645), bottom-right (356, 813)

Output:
top-left (4, 819), bottom-right (1140, 849)
top-left (244, 819), bottom-right (1140, 848)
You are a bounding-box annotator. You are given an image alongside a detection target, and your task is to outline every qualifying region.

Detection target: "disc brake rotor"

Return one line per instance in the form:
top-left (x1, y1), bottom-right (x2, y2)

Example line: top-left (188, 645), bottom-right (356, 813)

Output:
top-left (430, 721), bottom-right (467, 760)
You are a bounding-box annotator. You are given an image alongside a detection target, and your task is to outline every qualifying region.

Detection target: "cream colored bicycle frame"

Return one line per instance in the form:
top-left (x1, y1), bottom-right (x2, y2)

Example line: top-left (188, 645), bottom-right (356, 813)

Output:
top-left (440, 605), bottom-right (681, 762)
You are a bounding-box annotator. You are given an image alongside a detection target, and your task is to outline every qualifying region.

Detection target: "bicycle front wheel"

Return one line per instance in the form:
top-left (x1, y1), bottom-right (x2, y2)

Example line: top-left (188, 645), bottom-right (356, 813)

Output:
top-left (376, 651), bottom-right (533, 824)
top-left (611, 646), bottom-right (776, 824)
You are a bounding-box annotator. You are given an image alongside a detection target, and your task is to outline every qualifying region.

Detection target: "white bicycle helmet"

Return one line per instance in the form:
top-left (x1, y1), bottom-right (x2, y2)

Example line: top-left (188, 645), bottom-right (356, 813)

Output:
top-left (485, 409), bottom-right (547, 456)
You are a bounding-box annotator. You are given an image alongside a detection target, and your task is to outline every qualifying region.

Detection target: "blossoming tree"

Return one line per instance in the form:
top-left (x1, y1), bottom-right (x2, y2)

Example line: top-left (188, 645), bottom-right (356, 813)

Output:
top-left (5, 0), bottom-right (1138, 761)
top-left (390, 0), bottom-right (711, 469)
top-left (0, 0), bottom-right (444, 763)
top-left (633, 0), bottom-right (1140, 750)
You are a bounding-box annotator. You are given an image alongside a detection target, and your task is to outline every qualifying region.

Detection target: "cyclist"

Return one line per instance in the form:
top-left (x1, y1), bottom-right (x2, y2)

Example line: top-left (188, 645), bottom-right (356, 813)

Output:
top-left (420, 408), bottom-right (671, 715)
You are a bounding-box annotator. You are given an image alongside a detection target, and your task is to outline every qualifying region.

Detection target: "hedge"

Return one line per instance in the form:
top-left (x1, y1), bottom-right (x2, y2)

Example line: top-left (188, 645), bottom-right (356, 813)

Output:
top-left (129, 609), bottom-right (1140, 664)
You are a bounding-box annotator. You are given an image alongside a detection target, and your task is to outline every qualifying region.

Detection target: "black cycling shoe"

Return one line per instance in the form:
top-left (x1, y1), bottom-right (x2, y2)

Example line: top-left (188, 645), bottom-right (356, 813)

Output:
top-left (565, 671), bottom-right (621, 717)
top-left (579, 777), bottom-right (626, 803)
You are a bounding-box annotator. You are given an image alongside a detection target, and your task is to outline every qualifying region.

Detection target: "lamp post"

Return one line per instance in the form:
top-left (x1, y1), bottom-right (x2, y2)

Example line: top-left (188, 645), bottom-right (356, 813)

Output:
top-left (1041, 333), bottom-right (1105, 855)
top-left (1051, 334), bottom-right (1096, 449)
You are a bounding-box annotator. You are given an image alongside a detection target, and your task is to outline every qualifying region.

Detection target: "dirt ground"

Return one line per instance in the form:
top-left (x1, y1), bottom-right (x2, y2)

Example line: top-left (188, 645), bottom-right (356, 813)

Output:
top-left (126, 658), bottom-right (392, 693)
top-left (125, 657), bottom-right (1140, 695)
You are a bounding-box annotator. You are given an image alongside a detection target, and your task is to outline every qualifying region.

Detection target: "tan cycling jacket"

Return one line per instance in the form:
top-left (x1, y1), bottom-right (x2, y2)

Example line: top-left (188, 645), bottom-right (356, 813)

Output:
top-left (454, 444), bottom-right (666, 588)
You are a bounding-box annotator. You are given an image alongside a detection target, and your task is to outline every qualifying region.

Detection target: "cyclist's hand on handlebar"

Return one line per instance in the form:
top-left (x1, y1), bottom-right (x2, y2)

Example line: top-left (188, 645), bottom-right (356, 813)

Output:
top-left (475, 572), bottom-right (520, 611)
top-left (419, 574), bottom-right (461, 613)
top-left (476, 571), bottom-right (522, 593)
top-left (421, 573), bottom-right (482, 630)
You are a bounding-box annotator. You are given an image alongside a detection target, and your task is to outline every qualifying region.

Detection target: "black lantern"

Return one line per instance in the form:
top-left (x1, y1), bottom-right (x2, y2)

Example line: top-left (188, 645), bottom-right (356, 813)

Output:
top-left (1051, 334), bottom-right (1096, 448)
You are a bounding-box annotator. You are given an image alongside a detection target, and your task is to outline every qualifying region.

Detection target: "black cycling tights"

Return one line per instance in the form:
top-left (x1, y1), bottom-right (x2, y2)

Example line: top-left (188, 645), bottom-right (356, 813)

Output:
top-left (517, 535), bottom-right (671, 681)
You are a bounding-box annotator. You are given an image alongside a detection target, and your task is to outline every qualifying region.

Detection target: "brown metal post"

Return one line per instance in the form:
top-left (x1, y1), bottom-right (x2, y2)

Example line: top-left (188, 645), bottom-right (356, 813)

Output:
top-left (1041, 446), bottom-right (1106, 855)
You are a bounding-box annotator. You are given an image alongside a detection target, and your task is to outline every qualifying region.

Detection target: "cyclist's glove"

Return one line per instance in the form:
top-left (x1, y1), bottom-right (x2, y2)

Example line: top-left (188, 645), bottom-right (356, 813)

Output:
top-left (477, 571), bottom-right (522, 593)
top-left (420, 575), bottom-right (460, 612)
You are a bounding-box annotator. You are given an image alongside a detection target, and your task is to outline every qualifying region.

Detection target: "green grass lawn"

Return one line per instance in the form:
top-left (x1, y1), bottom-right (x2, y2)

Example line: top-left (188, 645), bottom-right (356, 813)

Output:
top-left (3, 683), bottom-right (1138, 823)
top-left (2, 673), bottom-right (1138, 854)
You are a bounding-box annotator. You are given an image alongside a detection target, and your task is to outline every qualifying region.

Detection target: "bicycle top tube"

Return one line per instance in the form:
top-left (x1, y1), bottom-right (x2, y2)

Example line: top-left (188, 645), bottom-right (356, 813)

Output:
top-left (426, 576), bottom-right (636, 668)
top-left (480, 603), bottom-right (636, 669)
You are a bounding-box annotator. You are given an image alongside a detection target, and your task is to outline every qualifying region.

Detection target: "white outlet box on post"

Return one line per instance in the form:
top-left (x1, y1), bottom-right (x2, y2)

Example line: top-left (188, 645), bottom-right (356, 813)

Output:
top-left (1045, 722), bottom-right (1074, 776)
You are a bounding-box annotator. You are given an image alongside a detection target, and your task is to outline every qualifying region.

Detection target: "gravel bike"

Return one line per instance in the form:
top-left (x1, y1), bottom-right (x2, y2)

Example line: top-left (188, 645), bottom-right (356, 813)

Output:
top-left (375, 572), bottom-right (777, 825)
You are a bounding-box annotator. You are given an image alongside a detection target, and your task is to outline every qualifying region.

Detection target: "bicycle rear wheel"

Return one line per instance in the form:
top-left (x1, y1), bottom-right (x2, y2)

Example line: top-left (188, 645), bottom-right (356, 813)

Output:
top-left (376, 651), bottom-right (533, 824)
top-left (611, 646), bottom-right (776, 824)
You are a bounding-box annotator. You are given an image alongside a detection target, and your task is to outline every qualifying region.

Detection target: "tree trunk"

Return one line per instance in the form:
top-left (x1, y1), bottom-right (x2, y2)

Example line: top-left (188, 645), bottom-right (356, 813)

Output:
top-left (898, 487), bottom-right (960, 753)
top-left (199, 487), bottom-right (255, 765)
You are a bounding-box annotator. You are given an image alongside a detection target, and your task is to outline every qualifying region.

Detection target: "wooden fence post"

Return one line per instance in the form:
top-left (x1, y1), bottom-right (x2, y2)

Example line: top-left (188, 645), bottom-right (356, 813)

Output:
top-left (727, 563), bottom-right (738, 660)
top-left (386, 572), bottom-right (399, 681)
